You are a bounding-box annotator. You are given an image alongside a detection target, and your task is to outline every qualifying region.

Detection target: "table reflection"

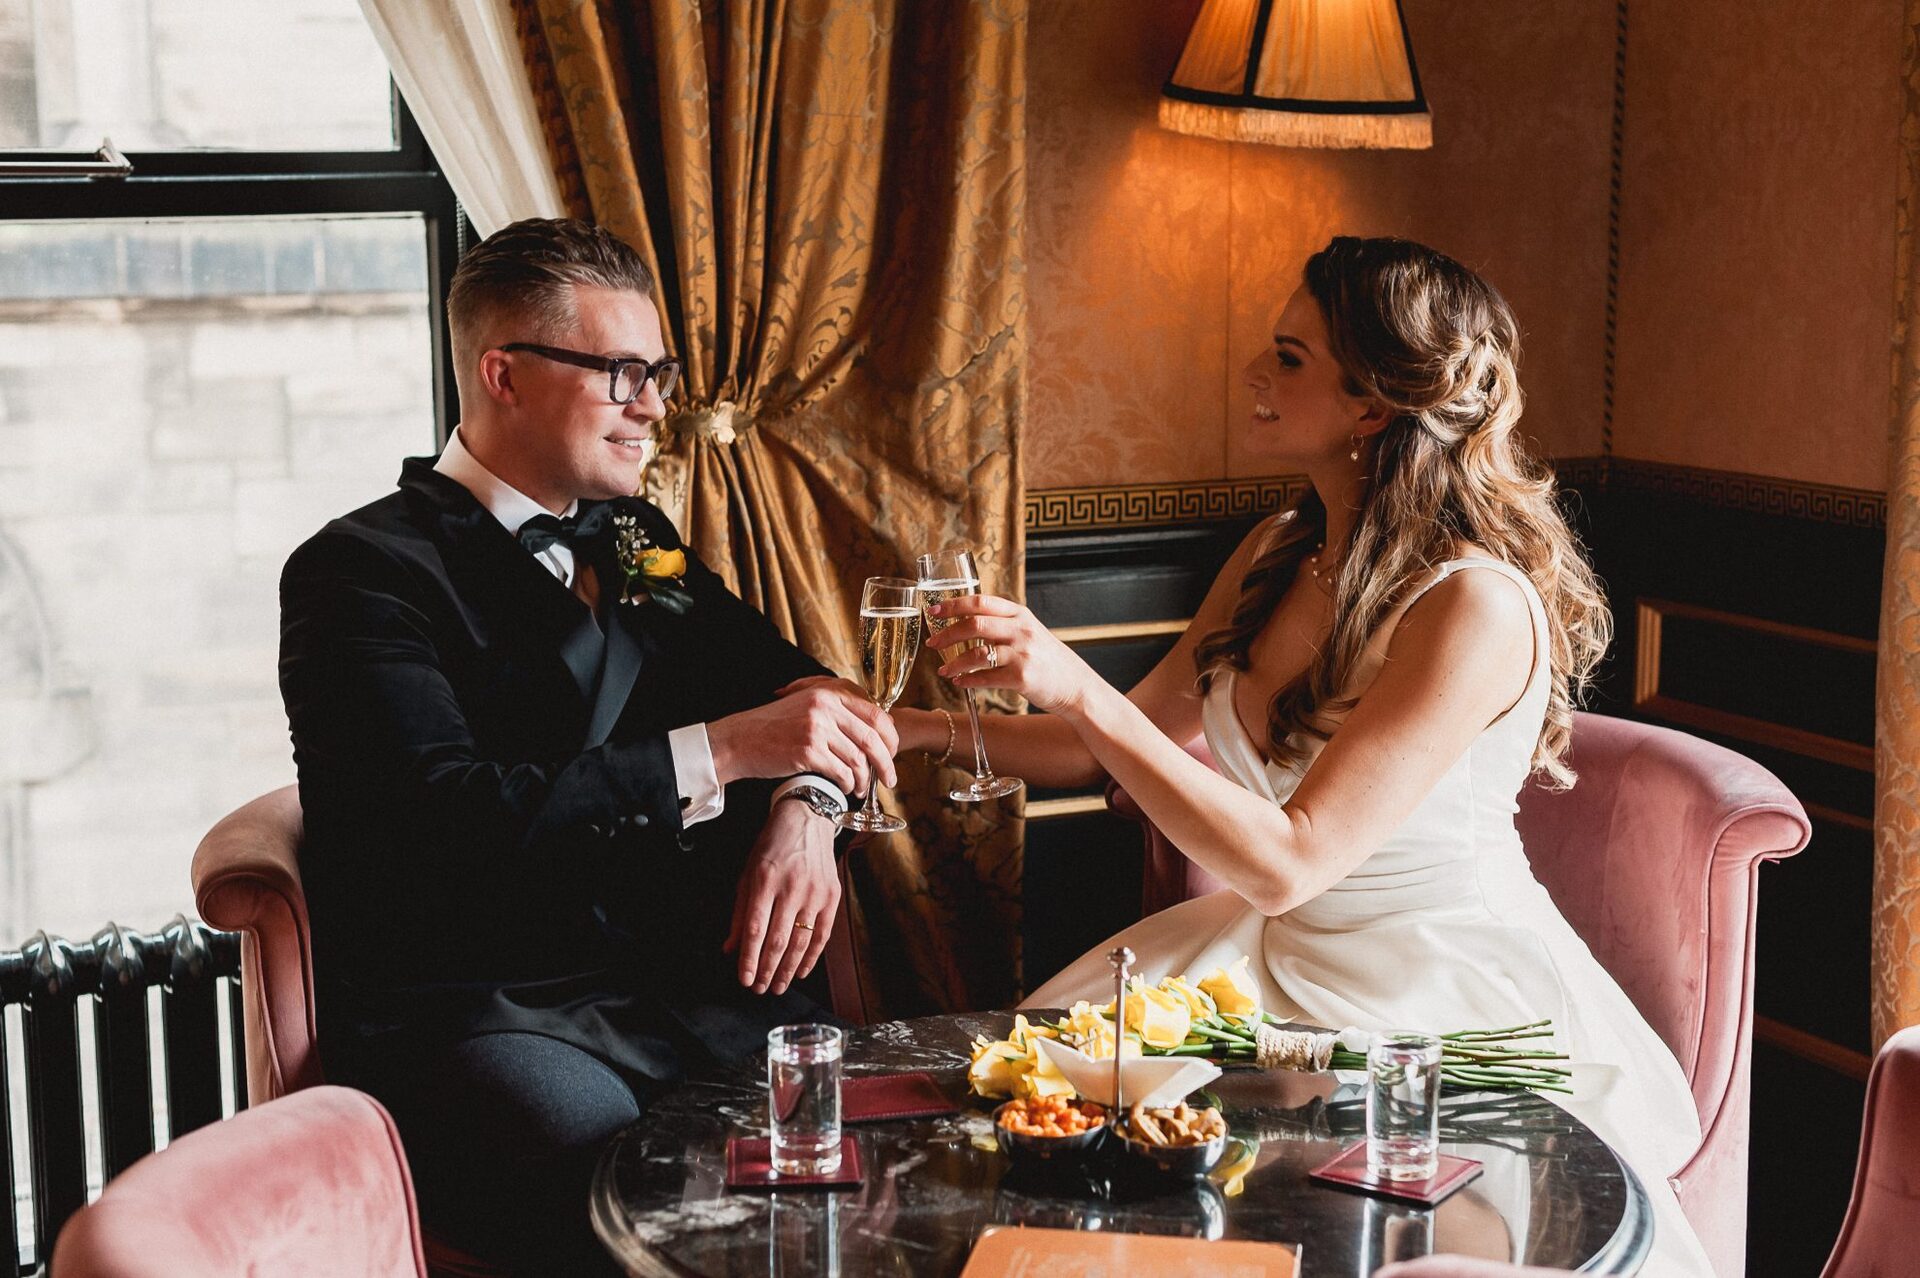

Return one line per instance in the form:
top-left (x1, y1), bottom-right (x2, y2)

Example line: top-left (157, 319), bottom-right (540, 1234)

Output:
top-left (591, 1013), bottom-right (1648, 1277)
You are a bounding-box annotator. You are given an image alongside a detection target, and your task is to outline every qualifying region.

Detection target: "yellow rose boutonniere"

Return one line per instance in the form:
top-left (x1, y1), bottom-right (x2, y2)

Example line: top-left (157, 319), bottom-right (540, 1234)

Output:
top-left (611, 514), bottom-right (693, 612)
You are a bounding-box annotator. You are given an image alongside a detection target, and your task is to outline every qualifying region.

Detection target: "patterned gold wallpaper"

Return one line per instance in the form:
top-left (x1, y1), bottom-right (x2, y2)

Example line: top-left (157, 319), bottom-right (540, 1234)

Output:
top-left (1028, 0), bottom-right (1903, 494)
top-left (1026, 0), bottom-right (1618, 489)
top-left (1612, 0), bottom-right (1901, 493)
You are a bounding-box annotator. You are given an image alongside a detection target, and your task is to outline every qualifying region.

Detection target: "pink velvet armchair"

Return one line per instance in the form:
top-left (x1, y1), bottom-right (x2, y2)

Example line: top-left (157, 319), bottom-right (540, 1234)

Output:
top-left (50, 1085), bottom-right (427, 1277)
top-left (1109, 710), bottom-right (1810, 1278)
top-left (189, 784), bottom-right (874, 1109)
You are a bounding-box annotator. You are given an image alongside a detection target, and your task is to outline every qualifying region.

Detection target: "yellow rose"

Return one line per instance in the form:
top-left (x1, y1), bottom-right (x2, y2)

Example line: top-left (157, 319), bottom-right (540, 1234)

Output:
top-left (1160, 974), bottom-right (1217, 1019)
top-left (1122, 980), bottom-right (1193, 1050)
top-left (1198, 956), bottom-right (1263, 1018)
top-left (967, 1035), bottom-right (1023, 1098)
top-left (635, 547), bottom-right (686, 579)
top-left (1062, 1001), bottom-right (1119, 1059)
top-left (1014, 1044), bottom-right (1075, 1099)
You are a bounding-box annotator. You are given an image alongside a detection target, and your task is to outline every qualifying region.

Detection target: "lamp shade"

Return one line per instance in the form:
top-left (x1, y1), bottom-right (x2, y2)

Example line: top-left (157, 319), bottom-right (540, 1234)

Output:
top-left (1160, 0), bottom-right (1432, 149)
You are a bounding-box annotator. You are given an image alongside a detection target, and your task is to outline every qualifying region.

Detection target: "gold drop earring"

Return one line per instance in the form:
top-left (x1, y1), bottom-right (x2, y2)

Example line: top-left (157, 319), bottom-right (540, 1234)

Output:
top-left (1348, 434), bottom-right (1363, 462)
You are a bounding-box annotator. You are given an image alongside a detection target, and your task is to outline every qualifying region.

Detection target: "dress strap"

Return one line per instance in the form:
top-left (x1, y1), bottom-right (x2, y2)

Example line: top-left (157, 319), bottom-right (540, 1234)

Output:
top-left (1397, 557), bottom-right (1550, 706)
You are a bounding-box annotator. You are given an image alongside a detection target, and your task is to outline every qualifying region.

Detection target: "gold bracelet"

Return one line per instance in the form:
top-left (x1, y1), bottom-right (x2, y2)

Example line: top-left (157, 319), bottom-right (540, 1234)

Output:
top-left (927, 707), bottom-right (957, 768)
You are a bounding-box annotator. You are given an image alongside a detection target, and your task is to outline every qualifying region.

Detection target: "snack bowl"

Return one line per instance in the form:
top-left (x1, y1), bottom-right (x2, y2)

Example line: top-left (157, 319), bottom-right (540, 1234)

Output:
top-left (991, 1097), bottom-right (1109, 1169)
top-left (1113, 1102), bottom-right (1230, 1181)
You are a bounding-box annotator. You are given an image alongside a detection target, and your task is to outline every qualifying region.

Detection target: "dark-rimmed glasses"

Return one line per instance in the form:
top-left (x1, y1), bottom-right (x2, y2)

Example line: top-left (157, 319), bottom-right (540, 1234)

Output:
top-left (498, 342), bottom-right (683, 404)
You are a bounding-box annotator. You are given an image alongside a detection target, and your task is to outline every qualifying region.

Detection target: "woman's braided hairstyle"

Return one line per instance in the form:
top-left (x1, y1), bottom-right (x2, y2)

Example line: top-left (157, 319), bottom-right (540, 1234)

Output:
top-left (1194, 237), bottom-right (1608, 788)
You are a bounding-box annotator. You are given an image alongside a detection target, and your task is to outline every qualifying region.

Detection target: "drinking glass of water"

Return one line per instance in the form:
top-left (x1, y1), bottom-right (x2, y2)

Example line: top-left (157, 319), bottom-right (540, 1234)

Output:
top-left (768, 1023), bottom-right (844, 1176)
top-left (1366, 1031), bottom-right (1442, 1181)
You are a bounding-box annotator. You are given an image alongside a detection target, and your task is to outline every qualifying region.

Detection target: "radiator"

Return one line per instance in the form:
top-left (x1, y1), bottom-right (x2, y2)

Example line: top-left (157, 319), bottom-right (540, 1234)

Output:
top-left (0, 917), bottom-right (245, 1276)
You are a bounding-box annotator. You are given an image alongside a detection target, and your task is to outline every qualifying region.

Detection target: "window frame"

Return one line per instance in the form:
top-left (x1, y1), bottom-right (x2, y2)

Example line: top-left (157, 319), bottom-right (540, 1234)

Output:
top-left (0, 87), bottom-right (467, 443)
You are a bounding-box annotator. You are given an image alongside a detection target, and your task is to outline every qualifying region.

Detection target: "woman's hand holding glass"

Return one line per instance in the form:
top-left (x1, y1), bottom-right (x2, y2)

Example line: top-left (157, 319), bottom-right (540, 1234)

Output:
top-left (923, 593), bottom-right (1097, 716)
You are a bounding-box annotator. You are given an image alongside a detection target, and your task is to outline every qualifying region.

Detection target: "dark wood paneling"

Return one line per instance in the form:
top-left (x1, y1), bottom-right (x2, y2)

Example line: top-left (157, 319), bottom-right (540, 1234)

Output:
top-left (1747, 1040), bottom-right (1864, 1278)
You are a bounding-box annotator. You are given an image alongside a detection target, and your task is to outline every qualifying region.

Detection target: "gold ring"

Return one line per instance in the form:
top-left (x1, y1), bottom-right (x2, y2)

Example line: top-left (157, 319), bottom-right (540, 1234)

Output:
top-left (793, 921), bottom-right (815, 931)
top-left (984, 643), bottom-right (999, 669)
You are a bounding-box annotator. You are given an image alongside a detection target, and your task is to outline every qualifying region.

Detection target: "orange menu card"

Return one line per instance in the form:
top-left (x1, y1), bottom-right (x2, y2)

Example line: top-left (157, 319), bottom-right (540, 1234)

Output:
top-left (960, 1226), bottom-right (1300, 1277)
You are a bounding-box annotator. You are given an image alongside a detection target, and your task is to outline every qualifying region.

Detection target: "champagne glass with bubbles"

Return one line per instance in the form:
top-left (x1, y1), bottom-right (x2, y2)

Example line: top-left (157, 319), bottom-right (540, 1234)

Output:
top-left (916, 547), bottom-right (1024, 803)
top-left (836, 577), bottom-right (921, 834)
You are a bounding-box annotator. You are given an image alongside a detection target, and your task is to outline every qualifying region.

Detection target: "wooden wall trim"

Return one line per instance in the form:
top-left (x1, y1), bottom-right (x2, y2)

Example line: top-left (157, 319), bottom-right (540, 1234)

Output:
top-left (1754, 1016), bottom-right (1873, 1082)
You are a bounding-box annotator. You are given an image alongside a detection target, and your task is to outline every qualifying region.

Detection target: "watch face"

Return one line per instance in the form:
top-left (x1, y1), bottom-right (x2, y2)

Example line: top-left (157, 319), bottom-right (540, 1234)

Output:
top-left (787, 787), bottom-right (838, 818)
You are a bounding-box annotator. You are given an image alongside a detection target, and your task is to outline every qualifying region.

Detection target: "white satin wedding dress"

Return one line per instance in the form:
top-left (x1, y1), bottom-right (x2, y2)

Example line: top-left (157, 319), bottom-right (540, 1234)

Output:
top-left (1027, 556), bottom-right (1711, 1276)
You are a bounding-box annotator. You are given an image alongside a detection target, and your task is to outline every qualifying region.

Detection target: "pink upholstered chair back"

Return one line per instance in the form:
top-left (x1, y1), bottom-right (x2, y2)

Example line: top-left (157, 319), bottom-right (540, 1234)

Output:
top-left (190, 786), bottom-right (318, 1104)
top-left (1514, 712), bottom-right (1808, 1278)
top-left (50, 1085), bottom-right (427, 1278)
top-left (1820, 1025), bottom-right (1920, 1278)
top-left (1107, 710), bottom-right (1809, 1278)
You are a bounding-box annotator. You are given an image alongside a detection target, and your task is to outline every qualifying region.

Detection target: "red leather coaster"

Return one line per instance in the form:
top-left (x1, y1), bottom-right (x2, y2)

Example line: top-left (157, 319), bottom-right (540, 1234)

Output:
top-left (1308, 1142), bottom-right (1483, 1205)
top-left (843, 1072), bottom-right (958, 1123)
top-left (725, 1136), bottom-right (864, 1190)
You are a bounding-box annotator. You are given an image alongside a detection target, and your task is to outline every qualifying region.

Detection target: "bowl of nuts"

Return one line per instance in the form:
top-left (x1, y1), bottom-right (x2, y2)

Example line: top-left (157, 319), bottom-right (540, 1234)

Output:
top-left (992, 1095), bottom-right (1109, 1168)
top-left (1114, 1100), bottom-right (1230, 1180)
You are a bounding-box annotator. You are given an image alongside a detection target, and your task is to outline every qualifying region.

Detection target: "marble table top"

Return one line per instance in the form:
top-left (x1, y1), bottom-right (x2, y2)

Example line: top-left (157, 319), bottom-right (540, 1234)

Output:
top-left (591, 1012), bottom-right (1650, 1277)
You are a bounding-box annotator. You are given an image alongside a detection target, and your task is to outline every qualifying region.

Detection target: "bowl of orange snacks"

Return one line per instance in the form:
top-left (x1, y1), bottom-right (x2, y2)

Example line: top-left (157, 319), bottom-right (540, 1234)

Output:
top-left (992, 1095), bottom-right (1108, 1166)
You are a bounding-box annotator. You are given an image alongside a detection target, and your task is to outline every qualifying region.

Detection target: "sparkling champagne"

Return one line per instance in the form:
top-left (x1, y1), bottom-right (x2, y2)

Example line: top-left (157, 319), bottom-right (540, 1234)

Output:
top-left (918, 577), bottom-right (984, 652)
top-left (859, 607), bottom-right (921, 709)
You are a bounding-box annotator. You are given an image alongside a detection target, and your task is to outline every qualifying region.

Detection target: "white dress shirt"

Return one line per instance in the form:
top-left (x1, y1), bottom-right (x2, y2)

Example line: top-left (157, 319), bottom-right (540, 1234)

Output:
top-left (434, 428), bottom-right (843, 825)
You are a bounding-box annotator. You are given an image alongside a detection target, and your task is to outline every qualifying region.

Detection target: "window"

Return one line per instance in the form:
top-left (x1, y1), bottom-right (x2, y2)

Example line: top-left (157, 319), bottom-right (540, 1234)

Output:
top-left (0, 2), bottom-right (463, 944)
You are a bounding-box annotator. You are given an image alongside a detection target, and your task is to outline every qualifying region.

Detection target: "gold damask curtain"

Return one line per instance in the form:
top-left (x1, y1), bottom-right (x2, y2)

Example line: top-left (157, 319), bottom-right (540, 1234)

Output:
top-left (1878, 2), bottom-right (1920, 1047)
top-left (510, 0), bottom-right (1028, 1013)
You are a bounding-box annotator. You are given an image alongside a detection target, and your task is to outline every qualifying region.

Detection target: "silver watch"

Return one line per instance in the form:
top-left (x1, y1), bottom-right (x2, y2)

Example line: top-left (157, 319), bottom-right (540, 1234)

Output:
top-left (777, 784), bottom-right (842, 821)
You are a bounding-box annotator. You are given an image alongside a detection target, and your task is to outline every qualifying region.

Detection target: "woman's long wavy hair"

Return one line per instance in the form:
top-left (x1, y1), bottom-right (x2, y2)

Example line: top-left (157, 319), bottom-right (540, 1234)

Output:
top-left (1194, 237), bottom-right (1609, 789)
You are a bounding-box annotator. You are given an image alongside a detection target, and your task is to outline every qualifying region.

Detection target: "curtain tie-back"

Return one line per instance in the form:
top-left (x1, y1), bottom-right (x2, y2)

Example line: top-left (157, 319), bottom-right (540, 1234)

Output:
top-left (667, 400), bottom-right (746, 445)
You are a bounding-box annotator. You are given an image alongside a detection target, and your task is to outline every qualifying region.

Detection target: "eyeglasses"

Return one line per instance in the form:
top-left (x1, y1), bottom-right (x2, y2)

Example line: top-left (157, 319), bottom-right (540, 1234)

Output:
top-left (498, 342), bottom-right (683, 404)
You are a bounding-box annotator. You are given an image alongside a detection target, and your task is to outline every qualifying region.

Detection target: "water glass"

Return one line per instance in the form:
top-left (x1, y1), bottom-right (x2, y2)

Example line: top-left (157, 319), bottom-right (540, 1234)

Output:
top-left (768, 1023), bottom-right (844, 1176)
top-left (1366, 1031), bottom-right (1442, 1181)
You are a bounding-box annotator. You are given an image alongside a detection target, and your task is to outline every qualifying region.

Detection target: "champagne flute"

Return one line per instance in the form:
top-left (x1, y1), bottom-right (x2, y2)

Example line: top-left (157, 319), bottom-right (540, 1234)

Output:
top-left (915, 547), bottom-right (1024, 803)
top-left (836, 577), bottom-right (922, 834)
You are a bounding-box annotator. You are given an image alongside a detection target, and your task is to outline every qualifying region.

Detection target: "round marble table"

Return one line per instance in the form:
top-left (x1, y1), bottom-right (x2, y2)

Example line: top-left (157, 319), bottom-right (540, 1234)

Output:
top-left (591, 1013), bottom-right (1652, 1276)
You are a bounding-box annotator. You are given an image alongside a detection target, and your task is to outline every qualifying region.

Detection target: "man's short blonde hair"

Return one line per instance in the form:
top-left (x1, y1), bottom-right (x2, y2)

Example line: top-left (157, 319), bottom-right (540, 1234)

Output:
top-left (446, 218), bottom-right (656, 373)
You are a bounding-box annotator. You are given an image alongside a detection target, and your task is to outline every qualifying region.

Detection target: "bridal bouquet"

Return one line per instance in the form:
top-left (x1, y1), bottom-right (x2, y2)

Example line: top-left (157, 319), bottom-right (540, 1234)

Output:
top-left (969, 956), bottom-right (1574, 1096)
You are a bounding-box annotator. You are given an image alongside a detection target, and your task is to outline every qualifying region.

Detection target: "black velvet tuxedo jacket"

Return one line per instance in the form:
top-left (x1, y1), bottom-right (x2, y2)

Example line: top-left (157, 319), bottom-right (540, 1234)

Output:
top-left (279, 457), bottom-right (831, 1087)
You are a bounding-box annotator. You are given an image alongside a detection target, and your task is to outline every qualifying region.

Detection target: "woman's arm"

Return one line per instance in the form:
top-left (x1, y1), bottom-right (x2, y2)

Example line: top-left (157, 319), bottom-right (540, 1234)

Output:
top-left (932, 567), bottom-right (1535, 914)
top-left (896, 516), bottom-right (1290, 788)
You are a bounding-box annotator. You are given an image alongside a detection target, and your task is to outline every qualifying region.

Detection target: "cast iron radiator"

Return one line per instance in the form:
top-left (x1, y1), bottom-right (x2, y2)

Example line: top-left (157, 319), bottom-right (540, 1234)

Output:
top-left (1, 918), bottom-right (245, 1275)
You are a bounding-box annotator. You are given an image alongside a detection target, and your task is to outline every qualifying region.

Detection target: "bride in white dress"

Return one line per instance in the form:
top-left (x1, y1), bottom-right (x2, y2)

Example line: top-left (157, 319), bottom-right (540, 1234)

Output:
top-left (896, 237), bottom-right (1711, 1275)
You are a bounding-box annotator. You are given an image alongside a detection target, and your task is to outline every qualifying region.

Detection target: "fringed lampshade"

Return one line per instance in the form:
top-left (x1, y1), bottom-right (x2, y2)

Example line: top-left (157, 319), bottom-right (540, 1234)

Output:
top-left (1160, 0), bottom-right (1432, 149)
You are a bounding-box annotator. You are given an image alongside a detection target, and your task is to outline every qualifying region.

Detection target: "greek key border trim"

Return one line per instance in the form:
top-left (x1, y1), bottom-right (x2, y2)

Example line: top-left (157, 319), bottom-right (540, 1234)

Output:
top-left (1606, 458), bottom-right (1886, 529)
top-left (1026, 459), bottom-right (1886, 532)
top-left (1025, 477), bottom-right (1309, 532)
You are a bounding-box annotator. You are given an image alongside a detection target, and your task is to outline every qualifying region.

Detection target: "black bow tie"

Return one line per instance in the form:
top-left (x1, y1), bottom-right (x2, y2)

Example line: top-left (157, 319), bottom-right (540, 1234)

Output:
top-left (516, 504), bottom-right (613, 557)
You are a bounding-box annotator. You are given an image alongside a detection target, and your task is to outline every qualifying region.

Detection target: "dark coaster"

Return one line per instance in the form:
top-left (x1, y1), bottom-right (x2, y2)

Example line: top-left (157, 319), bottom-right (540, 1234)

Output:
top-left (843, 1072), bottom-right (958, 1123)
top-left (1308, 1142), bottom-right (1483, 1206)
top-left (725, 1136), bottom-right (864, 1190)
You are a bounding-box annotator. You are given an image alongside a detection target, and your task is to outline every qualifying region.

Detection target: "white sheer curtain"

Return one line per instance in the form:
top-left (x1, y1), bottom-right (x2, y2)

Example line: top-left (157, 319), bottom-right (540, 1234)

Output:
top-left (356, 0), bottom-right (564, 234)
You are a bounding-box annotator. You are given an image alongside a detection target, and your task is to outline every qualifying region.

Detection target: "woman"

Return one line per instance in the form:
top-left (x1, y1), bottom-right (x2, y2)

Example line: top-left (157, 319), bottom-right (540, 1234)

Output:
top-left (898, 237), bottom-right (1709, 1275)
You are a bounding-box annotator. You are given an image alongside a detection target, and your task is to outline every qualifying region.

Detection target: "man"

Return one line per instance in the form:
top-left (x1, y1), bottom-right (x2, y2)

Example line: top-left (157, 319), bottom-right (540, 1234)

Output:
top-left (279, 218), bottom-right (896, 1273)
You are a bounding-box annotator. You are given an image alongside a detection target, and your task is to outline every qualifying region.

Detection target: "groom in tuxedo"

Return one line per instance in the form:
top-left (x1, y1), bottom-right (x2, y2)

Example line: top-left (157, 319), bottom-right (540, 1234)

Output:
top-left (278, 218), bottom-right (896, 1273)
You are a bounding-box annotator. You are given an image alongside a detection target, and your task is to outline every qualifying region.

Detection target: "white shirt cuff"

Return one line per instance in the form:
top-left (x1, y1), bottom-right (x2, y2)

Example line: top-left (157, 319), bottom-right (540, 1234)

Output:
top-left (772, 775), bottom-right (848, 814)
top-left (668, 723), bottom-right (725, 826)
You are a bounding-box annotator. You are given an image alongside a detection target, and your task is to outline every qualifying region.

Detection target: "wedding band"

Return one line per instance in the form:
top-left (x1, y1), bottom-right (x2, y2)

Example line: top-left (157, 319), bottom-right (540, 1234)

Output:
top-left (793, 921), bottom-right (815, 931)
top-left (984, 644), bottom-right (999, 669)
